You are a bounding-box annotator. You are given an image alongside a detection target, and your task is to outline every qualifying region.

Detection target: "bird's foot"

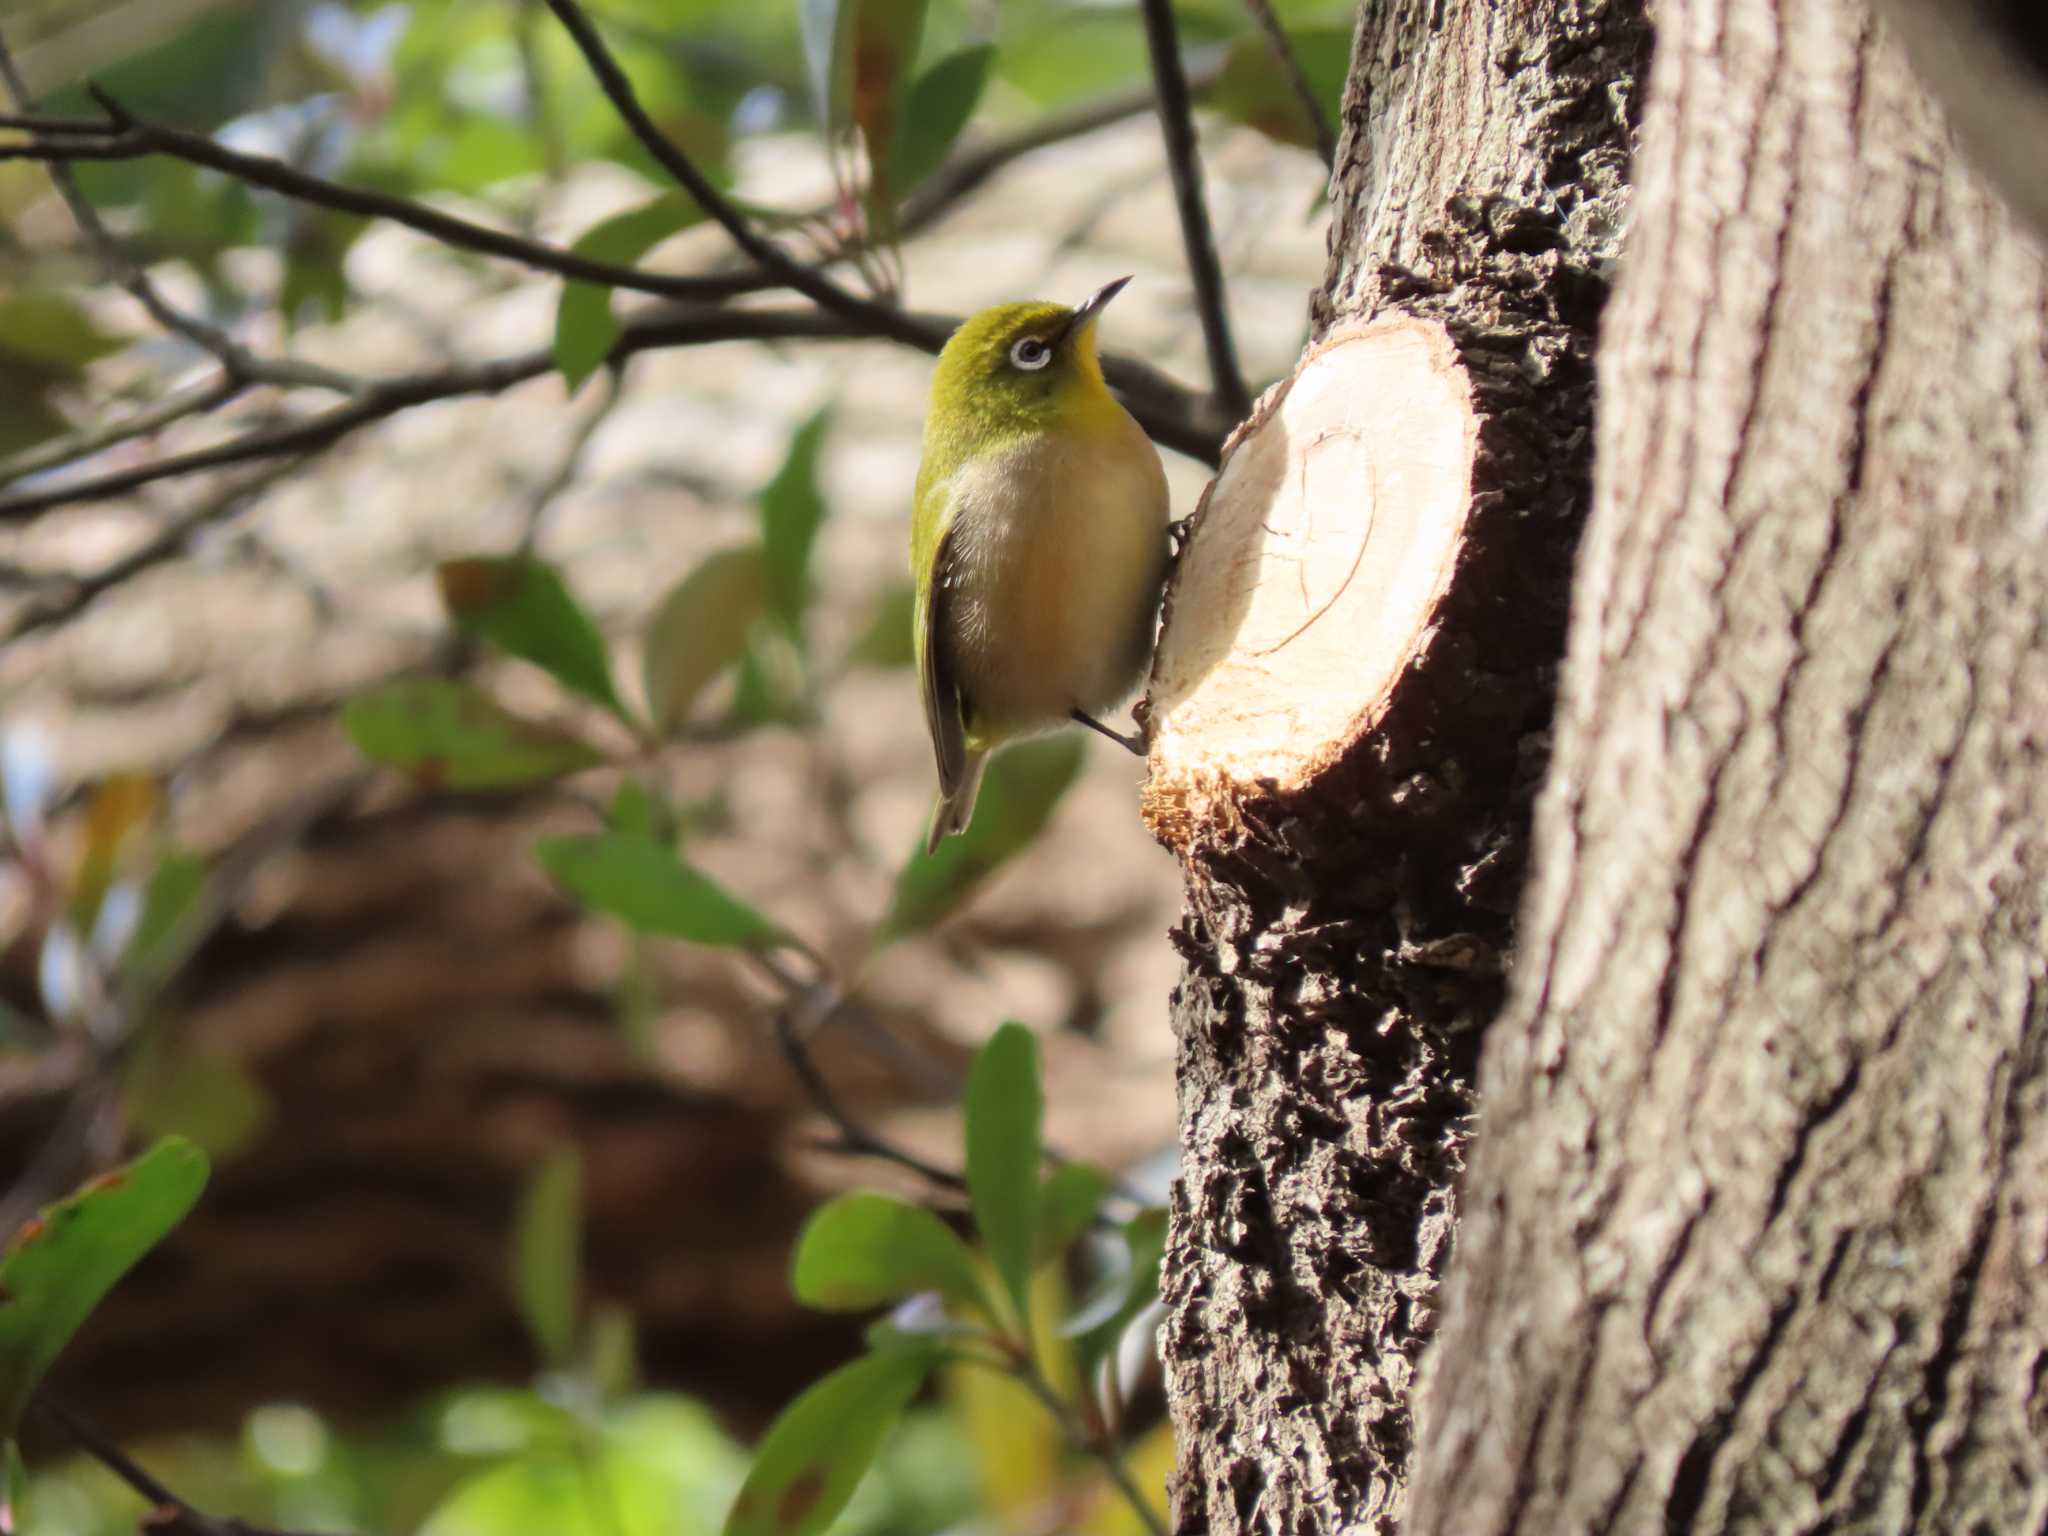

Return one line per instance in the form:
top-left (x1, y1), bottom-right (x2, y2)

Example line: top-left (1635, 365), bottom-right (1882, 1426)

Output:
top-left (1072, 709), bottom-right (1146, 756)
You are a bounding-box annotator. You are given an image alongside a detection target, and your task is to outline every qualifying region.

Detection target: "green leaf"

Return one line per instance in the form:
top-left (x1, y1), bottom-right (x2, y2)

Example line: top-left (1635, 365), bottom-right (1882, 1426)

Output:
top-left (553, 194), bottom-right (703, 391)
top-left (802, 0), bottom-right (930, 246)
top-left (845, 585), bottom-right (916, 669)
top-left (791, 1194), bottom-right (989, 1316)
top-left (421, 1392), bottom-right (748, 1536)
top-left (722, 1348), bottom-right (938, 1536)
top-left (0, 1137), bottom-right (209, 1435)
top-left (876, 734), bottom-right (1086, 944)
top-left (127, 1047), bottom-right (269, 1160)
top-left (607, 780), bottom-right (678, 847)
top-left (0, 289), bottom-right (125, 374)
top-left (759, 409), bottom-right (831, 641)
top-left (964, 1023), bottom-right (1042, 1327)
top-left (120, 848), bottom-right (210, 993)
top-left (438, 556), bottom-right (626, 718)
top-left (1035, 1163), bottom-right (1109, 1264)
top-left (343, 679), bottom-right (606, 789)
top-left (1208, 28), bottom-right (1350, 150)
top-left (640, 547), bottom-right (768, 735)
top-left (514, 1145), bottom-right (582, 1369)
top-left (893, 44), bottom-right (995, 194)
top-left (1067, 1207), bottom-right (1167, 1372)
top-left (535, 833), bottom-right (784, 949)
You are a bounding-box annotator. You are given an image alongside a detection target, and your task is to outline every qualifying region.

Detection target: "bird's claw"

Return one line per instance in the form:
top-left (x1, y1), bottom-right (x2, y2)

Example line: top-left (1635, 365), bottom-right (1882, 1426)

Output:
top-left (1071, 709), bottom-right (1146, 756)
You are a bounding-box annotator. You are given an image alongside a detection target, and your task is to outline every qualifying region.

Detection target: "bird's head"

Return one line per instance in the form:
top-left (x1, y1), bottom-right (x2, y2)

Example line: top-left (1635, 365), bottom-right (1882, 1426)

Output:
top-left (928, 276), bottom-right (1131, 440)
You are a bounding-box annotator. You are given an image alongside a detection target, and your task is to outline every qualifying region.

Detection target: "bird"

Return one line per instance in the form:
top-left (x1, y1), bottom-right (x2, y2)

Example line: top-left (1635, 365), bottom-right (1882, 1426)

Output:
top-left (910, 276), bottom-right (1172, 852)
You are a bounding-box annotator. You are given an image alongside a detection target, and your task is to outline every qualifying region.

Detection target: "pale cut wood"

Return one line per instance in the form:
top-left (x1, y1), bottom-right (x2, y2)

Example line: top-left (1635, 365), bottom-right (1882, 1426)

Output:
top-left (1144, 317), bottom-right (1477, 844)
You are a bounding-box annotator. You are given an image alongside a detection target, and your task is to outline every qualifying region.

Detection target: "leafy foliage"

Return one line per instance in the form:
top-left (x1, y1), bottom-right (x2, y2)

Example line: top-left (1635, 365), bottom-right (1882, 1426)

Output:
top-left (964, 1023), bottom-right (1045, 1325)
top-left (721, 1348), bottom-right (941, 1536)
top-left (534, 834), bottom-right (785, 949)
top-left (513, 1146), bottom-right (584, 1368)
top-left (343, 679), bottom-right (607, 789)
top-left (877, 735), bottom-right (1088, 943)
top-left (438, 557), bottom-right (628, 720)
top-left (790, 1194), bottom-right (989, 1316)
top-left (0, 1138), bottom-right (209, 1437)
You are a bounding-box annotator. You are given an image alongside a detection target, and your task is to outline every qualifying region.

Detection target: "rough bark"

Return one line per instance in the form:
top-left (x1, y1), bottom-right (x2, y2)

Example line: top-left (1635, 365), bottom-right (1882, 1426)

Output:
top-left (1408, 1), bottom-right (2048, 1531)
top-left (1143, 4), bottom-right (1646, 1531)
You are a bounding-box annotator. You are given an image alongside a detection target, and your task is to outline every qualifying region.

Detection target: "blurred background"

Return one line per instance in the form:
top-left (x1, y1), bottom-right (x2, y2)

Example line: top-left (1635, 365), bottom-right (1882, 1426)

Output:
top-left (0, 0), bottom-right (1337, 1530)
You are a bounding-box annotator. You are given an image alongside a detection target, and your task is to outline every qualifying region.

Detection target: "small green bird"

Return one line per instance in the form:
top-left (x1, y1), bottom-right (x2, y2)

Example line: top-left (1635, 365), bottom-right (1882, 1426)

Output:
top-left (911, 277), bottom-right (1171, 851)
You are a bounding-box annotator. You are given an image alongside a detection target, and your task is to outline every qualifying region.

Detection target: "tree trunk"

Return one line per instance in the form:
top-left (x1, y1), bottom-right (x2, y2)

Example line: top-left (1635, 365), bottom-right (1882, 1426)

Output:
top-left (1406, 0), bottom-right (2048, 1526)
top-left (1155, 0), bottom-right (2048, 1530)
top-left (1143, 4), bottom-right (1646, 1531)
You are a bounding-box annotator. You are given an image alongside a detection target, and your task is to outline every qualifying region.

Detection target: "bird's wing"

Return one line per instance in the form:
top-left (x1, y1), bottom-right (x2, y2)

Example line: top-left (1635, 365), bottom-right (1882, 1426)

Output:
top-left (917, 515), bottom-right (970, 799)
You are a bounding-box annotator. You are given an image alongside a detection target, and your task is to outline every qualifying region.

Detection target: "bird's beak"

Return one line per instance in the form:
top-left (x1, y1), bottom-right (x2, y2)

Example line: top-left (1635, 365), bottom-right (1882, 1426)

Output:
top-left (1059, 275), bottom-right (1132, 343)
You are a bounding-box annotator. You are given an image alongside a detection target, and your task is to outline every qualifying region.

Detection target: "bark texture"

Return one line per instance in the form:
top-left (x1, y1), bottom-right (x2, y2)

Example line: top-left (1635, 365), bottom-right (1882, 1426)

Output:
top-left (1145, 4), bottom-right (1646, 1531)
top-left (1408, 2), bottom-right (2048, 1531)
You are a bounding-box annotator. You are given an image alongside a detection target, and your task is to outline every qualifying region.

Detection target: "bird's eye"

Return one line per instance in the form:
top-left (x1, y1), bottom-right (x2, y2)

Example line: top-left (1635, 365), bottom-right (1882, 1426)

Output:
top-left (1009, 335), bottom-right (1052, 371)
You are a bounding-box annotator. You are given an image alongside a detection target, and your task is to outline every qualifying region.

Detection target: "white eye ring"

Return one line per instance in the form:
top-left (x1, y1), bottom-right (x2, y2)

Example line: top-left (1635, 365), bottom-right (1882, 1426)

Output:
top-left (1010, 335), bottom-right (1052, 370)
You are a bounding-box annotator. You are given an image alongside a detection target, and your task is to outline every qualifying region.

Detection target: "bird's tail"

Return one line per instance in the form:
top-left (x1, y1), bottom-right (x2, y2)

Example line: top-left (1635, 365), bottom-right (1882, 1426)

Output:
top-left (924, 750), bottom-right (989, 853)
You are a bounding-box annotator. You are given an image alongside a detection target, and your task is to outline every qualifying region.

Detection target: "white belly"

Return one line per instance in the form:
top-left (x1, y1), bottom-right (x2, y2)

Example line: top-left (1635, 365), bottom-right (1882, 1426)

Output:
top-left (941, 420), bottom-right (1170, 741)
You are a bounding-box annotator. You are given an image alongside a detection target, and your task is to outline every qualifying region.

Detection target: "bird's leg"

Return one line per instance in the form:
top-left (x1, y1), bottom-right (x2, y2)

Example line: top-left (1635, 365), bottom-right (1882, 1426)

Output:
top-left (1072, 709), bottom-right (1146, 756)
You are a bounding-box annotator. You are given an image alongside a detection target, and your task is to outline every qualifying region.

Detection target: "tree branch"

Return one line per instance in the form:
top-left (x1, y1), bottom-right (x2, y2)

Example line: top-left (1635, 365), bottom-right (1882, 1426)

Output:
top-left (0, 373), bottom-right (242, 488)
top-left (0, 90), bottom-right (767, 306)
top-left (0, 300), bottom-right (1223, 523)
top-left (0, 30), bottom-right (358, 394)
top-left (1138, 0), bottom-right (1251, 422)
top-left (537, 0), bottom-right (952, 356)
top-left (4, 458), bottom-right (304, 640)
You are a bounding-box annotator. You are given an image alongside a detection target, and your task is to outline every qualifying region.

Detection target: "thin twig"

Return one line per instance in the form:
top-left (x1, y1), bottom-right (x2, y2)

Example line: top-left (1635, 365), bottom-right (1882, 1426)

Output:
top-left (537, 0), bottom-right (947, 352)
top-left (897, 51), bottom-right (1226, 239)
top-left (1137, 0), bottom-right (1251, 422)
top-left (1, 93), bottom-right (767, 307)
top-left (0, 30), bottom-right (248, 373)
top-left (0, 303), bottom-right (1222, 522)
top-left (32, 1397), bottom-right (324, 1536)
top-left (1239, 0), bottom-right (1337, 169)
top-left (0, 373), bottom-right (242, 488)
top-left (993, 1356), bottom-right (1171, 1536)
top-left (517, 370), bottom-right (619, 555)
top-left (749, 949), bottom-right (972, 1193)
top-left (4, 457), bottom-right (304, 640)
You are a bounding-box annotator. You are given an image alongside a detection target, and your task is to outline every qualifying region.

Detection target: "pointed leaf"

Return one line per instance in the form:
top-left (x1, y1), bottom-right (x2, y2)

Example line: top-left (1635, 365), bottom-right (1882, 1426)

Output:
top-left (438, 556), bottom-right (625, 718)
top-left (553, 195), bottom-right (704, 391)
top-left (0, 1137), bottom-right (209, 1435)
top-left (876, 734), bottom-right (1086, 944)
top-left (759, 410), bottom-right (831, 640)
top-left (1067, 1207), bottom-right (1167, 1370)
top-left (965, 1023), bottom-right (1042, 1326)
top-left (343, 680), bottom-right (606, 789)
top-left (127, 1047), bottom-right (270, 1160)
top-left (803, 0), bottom-right (930, 246)
top-left (1035, 1163), bottom-right (1109, 1263)
top-left (535, 833), bottom-right (784, 949)
top-left (1208, 28), bottom-right (1350, 151)
top-left (894, 45), bottom-right (995, 194)
top-left (791, 1193), bottom-right (989, 1316)
top-left (513, 1145), bottom-right (581, 1368)
top-left (119, 848), bottom-right (210, 993)
top-left (721, 1348), bottom-right (938, 1536)
top-left (640, 547), bottom-right (768, 735)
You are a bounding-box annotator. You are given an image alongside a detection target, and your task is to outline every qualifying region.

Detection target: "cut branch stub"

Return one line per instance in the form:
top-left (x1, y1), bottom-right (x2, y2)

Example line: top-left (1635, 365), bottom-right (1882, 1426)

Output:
top-left (1143, 315), bottom-right (1477, 846)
